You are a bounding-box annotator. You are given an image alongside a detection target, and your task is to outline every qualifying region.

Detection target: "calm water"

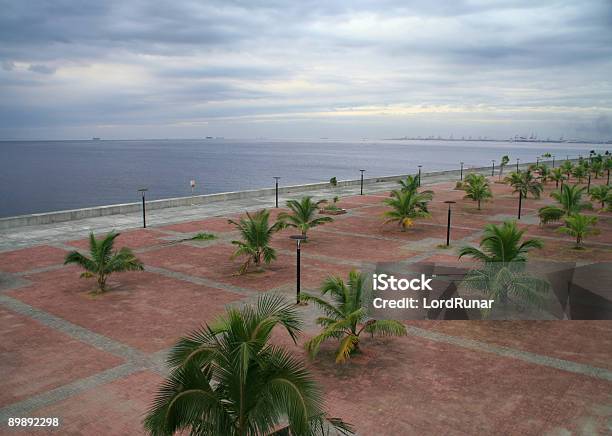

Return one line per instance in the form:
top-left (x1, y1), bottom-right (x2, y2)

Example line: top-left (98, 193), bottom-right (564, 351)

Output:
top-left (0, 138), bottom-right (602, 217)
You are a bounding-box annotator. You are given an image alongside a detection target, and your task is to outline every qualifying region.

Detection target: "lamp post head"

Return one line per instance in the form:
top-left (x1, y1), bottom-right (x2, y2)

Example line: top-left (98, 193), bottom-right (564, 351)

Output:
top-left (138, 188), bottom-right (148, 197)
top-left (290, 234), bottom-right (307, 247)
top-left (360, 169), bottom-right (365, 173)
top-left (444, 200), bottom-right (456, 208)
top-left (273, 176), bottom-right (281, 181)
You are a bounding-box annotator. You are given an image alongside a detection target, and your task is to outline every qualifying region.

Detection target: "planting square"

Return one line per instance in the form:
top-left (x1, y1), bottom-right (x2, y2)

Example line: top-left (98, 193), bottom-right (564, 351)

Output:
top-left (0, 245), bottom-right (68, 273)
top-left (8, 267), bottom-right (242, 353)
top-left (31, 370), bottom-right (163, 436)
top-left (299, 333), bottom-right (612, 435)
top-left (0, 306), bottom-right (123, 408)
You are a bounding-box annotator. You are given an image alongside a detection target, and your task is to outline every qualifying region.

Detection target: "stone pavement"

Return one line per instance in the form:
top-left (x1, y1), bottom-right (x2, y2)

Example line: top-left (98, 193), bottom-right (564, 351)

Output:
top-left (1, 171), bottom-right (611, 435)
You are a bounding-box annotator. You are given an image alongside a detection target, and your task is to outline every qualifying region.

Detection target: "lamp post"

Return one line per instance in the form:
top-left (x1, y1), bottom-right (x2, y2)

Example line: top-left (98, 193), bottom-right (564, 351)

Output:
top-left (491, 160), bottom-right (495, 177)
top-left (587, 172), bottom-right (591, 193)
top-left (460, 162), bottom-right (464, 181)
top-left (138, 188), bottom-right (148, 228)
top-left (517, 190), bottom-right (523, 220)
top-left (290, 235), bottom-right (308, 305)
top-left (444, 201), bottom-right (456, 246)
top-left (273, 177), bottom-right (281, 208)
top-left (552, 155), bottom-right (555, 168)
top-left (417, 165), bottom-right (422, 187)
top-left (516, 158), bottom-right (520, 173)
top-left (536, 157), bottom-right (540, 166)
top-left (360, 169), bottom-right (365, 195)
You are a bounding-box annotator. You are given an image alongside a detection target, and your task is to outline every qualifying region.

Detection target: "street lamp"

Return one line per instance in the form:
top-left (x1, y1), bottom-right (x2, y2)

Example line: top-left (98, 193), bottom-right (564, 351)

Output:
top-left (491, 160), bottom-right (495, 177)
top-left (138, 188), bottom-right (148, 228)
top-left (517, 190), bottom-right (523, 220)
top-left (273, 177), bottom-right (281, 208)
top-left (460, 162), bottom-right (464, 181)
top-left (536, 157), bottom-right (540, 166)
top-left (552, 155), bottom-right (555, 168)
top-left (417, 165), bottom-right (422, 187)
top-left (516, 158), bottom-right (520, 173)
top-left (587, 172), bottom-right (591, 193)
top-left (444, 201), bottom-right (456, 246)
top-left (359, 169), bottom-right (365, 195)
top-left (290, 235), bottom-right (308, 305)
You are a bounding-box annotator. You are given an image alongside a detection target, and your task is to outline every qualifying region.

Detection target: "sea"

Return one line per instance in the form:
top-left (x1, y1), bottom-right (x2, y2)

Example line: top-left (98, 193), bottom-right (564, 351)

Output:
top-left (0, 138), bottom-right (604, 218)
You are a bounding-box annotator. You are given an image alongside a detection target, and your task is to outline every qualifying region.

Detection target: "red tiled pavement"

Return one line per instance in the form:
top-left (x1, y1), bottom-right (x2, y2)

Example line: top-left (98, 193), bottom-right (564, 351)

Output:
top-left (0, 245), bottom-right (68, 273)
top-left (0, 306), bottom-right (123, 407)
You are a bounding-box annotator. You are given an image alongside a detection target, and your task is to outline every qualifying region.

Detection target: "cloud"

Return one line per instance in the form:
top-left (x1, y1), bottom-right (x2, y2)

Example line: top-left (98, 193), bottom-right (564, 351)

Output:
top-left (0, 0), bottom-right (611, 139)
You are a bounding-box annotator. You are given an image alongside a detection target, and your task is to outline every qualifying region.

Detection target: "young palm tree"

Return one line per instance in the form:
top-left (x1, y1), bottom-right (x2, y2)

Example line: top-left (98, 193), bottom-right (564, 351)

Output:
top-left (550, 167), bottom-right (566, 188)
top-left (144, 294), bottom-right (353, 436)
top-left (589, 185), bottom-right (610, 208)
top-left (558, 214), bottom-right (599, 246)
top-left (228, 210), bottom-right (283, 274)
top-left (536, 163), bottom-right (550, 184)
top-left (572, 165), bottom-right (587, 183)
top-left (505, 170), bottom-right (543, 199)
top-left (458, 221), bottom-right (543, 263)
top-left (591, 160), bottom-right (604, 179)
top-left (302, 270), bottom-right (406, 363)
top-left (462, 173), bottom-right (492, 210)
top-left (458, 222), bottom-right (548, 309)
top-left (383, 189), bottom-right (433, 230)
top-left (396, 174), bottom-right (420, 193)
top-left (538, 183), bottom-right (593, 225)
top-left (550, 184), bottom-right (593, 215)
top-left (561, 160), bottom-right (573, 178)
top-left (498, 155), bottom-right (510, 180)
top-left (64, 231), bottom-right (144, 293)
top-left (277, 196), bottom-right (333, 237)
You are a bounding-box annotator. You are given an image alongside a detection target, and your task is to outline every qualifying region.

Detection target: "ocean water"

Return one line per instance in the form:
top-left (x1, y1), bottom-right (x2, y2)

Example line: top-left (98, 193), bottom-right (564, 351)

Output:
top-left (0, 138), bottom-right (602, 217)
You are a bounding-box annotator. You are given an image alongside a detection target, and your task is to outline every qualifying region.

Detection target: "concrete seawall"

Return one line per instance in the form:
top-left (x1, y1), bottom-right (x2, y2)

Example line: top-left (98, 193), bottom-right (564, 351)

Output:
top-left (0, 161), bottom-right (544, 230)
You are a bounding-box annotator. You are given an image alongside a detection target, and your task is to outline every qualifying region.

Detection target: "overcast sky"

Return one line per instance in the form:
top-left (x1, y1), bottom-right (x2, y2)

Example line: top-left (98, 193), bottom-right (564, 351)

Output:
top-left (1, 0), bottom-right (611, 140)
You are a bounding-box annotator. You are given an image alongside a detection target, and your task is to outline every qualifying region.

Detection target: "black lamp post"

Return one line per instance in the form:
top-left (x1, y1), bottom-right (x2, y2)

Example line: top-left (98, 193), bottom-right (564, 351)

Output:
top-left (460, 162), bottom-right (464, 181)
top-left (491, 160), bottom-right (495, 177)
top-left (360, 169), bottom-right (365, 195)
top-left (536, 157), bottom-right (540, 166)
top-left (417, 165), bottom-right (422, 187)
top-left (587, 172), bottom-right (591, 193)
top-left (516, 158), bottom-right (520, 173)
top-left (607, 167), bottom-right (610, 186)
top-left (138, 188), bottom-right (148, 228)
top-left (444, 200), bottom-right (456, 246)
top-left (273, 177), bottom-right (281, 208)
top-left (290, 235), bottom-right (308, 305)
top-left (517, 190), bottom-right (523, 220)
top-left (552, 155), bottom-right (555, 168)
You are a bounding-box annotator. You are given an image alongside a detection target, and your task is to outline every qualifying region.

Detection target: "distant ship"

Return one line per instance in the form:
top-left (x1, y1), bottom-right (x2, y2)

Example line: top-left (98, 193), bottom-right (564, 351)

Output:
top-left (92, 137), bottom-right (101, 141)
top-left (205, 136), bottom-right (214, 139)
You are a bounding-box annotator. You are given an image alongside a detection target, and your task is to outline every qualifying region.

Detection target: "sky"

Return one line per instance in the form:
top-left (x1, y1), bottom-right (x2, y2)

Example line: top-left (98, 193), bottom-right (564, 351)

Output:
top-left (1, 0), bottom-right (611, 141)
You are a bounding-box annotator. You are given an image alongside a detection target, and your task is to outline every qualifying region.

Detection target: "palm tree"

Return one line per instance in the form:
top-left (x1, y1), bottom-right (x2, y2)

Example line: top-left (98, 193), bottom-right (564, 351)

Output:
top-left (505, 170), bottom-right (543, 199)
top-left (458, 222), bottom-right (548, 309)
top-left (228, 210), bottom-right (283, 274)
top-left (536, 163), bottom-right (550, 184)
top-left (538, 184), bottom-right (593, 225)
top-left (498, 155), bottom-right (510, 180)
top-left (64, 231), bottom-right (144, 293)
top-left (277, 196), bottom-right (333, 237)
top-left (143, 294), bottom-right (353, 436)
top-left (383, 189), bottom-right (433, 230)
top-left (458, 221), bottom-right (543, 263)
top-left (591, 160), bottom-right (603, 179)
top-left (589, 185), bottom-right (610, 208)
top-left (550, 184), bottom-right (592, 215)
top-left (561, 160), bottom-right (573, 181)
top-left (302, 270), bottom-right (406, 363)
top-left (550, 168), bottom-right (566, 188)
top-left (396, 175), bottom-right (420, 193)
top-left (572, 165), bottom-right (587, 183)
top-left (558, 214), bottom-right (599, 246)
top-left (462, 173), bottom-right (492, 210)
